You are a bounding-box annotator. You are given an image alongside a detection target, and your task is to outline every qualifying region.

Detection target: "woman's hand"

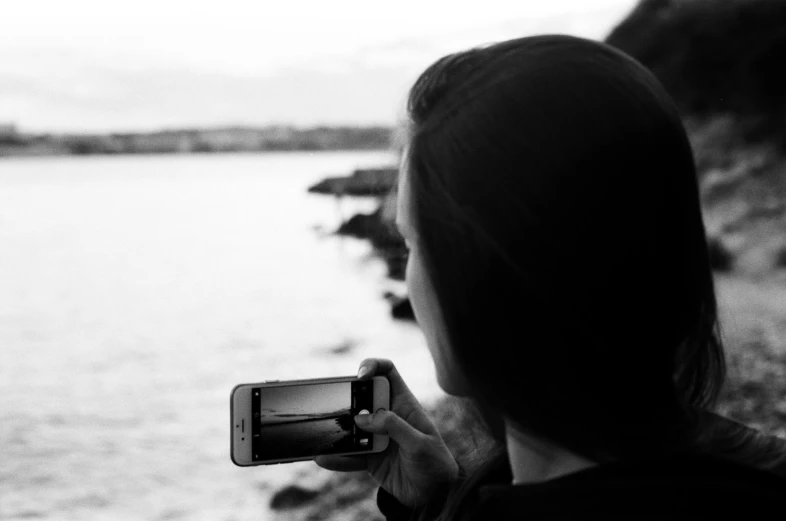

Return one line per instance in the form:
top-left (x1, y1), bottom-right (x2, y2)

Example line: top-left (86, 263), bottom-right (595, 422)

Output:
top-left (315, 358), bottom-right (460, 508)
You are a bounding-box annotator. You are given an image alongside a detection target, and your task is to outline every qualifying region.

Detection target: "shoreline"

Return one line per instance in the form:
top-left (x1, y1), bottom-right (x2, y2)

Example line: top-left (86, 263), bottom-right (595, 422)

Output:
top-left (0, 145), bottom-right (395, 159)
top-left (0, 125), bottom-right (394, 158)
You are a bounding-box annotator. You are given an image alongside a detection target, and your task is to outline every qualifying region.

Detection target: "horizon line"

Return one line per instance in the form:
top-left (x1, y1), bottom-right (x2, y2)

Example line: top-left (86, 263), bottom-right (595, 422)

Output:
top-left (6, 121), bottom-right (399, 137)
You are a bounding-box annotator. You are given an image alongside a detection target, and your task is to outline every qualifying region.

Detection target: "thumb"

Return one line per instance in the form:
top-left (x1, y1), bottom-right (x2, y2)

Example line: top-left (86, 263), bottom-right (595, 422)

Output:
top-left (355, 408), bottom-right (426, 447)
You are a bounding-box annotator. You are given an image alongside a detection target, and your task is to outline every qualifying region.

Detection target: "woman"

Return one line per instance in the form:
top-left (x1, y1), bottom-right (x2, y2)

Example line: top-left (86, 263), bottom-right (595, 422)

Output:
top-left (316, 35), bottom-right (786, 519)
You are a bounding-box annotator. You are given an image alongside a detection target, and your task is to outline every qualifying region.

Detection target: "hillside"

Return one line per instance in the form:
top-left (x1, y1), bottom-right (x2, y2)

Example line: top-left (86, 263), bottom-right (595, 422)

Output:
top-left (606, 0), bottom-right (786, 274)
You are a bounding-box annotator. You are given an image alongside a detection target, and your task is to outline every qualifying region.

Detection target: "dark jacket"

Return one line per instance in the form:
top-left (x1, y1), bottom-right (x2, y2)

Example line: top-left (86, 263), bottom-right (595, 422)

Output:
top-left (377, 414), bottom-right (786, 520)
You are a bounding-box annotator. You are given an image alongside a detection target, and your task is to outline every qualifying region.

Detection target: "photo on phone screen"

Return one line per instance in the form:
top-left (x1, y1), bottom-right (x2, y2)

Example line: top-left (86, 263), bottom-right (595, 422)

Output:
top-left (251, 380), bottom-right (374, 461)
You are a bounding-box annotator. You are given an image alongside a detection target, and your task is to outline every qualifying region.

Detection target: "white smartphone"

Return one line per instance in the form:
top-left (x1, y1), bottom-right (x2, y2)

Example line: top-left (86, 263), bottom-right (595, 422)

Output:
top-left (230, 375), bottom-right (390, 466)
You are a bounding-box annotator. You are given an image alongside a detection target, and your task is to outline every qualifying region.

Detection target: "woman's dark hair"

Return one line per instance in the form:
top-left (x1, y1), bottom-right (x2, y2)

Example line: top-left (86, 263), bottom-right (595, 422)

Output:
top-left (402, 34), bottom-right (726, 463)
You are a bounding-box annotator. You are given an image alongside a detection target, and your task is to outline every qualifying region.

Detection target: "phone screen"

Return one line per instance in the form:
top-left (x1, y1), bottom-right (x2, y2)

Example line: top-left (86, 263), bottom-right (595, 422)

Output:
top-left (251, 380), bottom-right (374, 462)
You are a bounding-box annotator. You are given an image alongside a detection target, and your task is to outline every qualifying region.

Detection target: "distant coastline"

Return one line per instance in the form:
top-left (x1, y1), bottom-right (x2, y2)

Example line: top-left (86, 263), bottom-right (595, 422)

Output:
top-left (0, 125), bottom-right (394, 158)
top-left (260, 407), bottom-right (352, 427)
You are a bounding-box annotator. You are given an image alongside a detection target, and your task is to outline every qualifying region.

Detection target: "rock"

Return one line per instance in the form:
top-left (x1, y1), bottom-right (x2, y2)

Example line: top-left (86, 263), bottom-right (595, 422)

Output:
top-left (326, 340), bottom-right (356, 355)
top-left (383, 292), bottom-right (416, 321)
top-left (308, 167), bottom-right (397, 196)
top-left (269, 485), bottom-right (320, 510)
top-left (383, 293), bottom-right (415, 321)
top-left (335, 205), bottom-right (407, 280)
top-left (268, 471), bottom-right (379, 520)
top-left (307, 176), bottom-right (349, 195)
top-left (337, 212), bottom-right (380, 238)
top-left (391, 298), bottom-right (414, 321)
top-left (708, 237), bottom-right (734, 272)
top-left (318, 186), bottom-right (406, 282)
top-left (345, 167), bottom-right (398, 196)
top-left (378, 247), bottom-right (408, 281)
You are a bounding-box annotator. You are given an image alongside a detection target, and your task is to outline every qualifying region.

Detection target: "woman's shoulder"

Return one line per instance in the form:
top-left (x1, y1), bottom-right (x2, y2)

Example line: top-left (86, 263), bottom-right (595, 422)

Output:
top-left (692, 409), bottom-right (786, 478)
top-left (460, 412), bottom-right (786, 521)
top-left (469, 450), bottom-right (785, 520)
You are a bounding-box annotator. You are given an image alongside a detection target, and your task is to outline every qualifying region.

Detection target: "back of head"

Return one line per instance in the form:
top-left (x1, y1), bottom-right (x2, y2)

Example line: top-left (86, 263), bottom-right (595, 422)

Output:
top-left (404, 34), bottom-right (725, 461)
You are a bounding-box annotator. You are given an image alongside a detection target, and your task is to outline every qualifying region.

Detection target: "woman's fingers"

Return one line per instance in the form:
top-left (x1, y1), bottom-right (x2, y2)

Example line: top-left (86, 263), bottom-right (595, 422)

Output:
top-left (313, 455), bottom-right (367, 472)
top-left (356, 408), bottom-right (427, 448)
top-left (357, 358), bottom-right (402, 383)
top-left (357, 358), bottom-right (439, 437)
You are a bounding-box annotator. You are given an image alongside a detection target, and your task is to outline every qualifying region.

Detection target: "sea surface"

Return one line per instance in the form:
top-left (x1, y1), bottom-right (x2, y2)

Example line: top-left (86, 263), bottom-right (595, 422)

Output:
top-left (257, 417), bottom-right (355, 461)
top-left (0, 152), bottom-right (443, 521)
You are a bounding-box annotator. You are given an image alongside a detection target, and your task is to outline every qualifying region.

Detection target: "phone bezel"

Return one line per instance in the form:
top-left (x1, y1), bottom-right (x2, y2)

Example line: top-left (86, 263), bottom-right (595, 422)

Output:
top-left (230, 375), bottom-right (390, 466)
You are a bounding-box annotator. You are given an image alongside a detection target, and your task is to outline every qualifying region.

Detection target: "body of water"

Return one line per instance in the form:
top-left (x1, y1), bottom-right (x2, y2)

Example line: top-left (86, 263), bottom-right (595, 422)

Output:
top-left (0, 152), bottom-right (442, 521)
top-left (257, 416), bottom-right (354, 461)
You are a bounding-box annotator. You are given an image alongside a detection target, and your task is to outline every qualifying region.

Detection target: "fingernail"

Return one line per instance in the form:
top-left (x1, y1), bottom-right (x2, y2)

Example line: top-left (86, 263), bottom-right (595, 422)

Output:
top-left (357, 366), bottom-right (369, 379)
top-left (355, 413), bottom-right (370, 425)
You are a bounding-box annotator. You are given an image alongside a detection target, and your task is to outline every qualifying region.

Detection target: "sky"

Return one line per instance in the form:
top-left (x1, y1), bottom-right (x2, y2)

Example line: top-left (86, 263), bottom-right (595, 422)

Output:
top-left (0, 0), bottom-right (639, 133)
top-left (258, 382), bottom-right (349, 424)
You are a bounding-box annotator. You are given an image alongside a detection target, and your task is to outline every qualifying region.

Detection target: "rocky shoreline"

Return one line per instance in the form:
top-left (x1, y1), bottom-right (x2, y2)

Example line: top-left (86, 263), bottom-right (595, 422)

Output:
top-left (308, 169), bottom-right (413, 320)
